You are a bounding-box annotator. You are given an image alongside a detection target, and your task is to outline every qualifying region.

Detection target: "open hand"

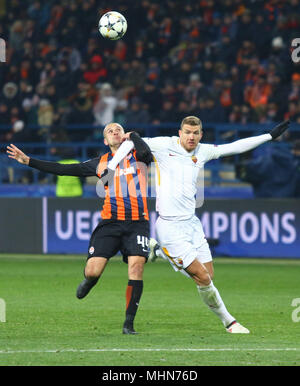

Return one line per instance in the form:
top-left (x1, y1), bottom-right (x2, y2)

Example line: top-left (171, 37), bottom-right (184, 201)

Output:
top-left (6, 144), bottom-right (30, 165)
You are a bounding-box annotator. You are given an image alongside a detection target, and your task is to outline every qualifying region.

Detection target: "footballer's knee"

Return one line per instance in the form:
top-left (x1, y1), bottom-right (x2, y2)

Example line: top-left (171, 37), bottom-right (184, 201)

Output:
top-left (194, 271), bottom-right (211, 287)
top-left (128, 256), bottom-right (145, 280)
top-left (85, 257), bottom-right (107, 279)
top-left (185, 259), bottom-right (211, 286)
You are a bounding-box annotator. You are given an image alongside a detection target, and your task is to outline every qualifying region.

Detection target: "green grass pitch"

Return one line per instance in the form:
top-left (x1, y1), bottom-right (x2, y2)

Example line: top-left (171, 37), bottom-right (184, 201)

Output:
top-left (0, 254), bottom-right (300, 366)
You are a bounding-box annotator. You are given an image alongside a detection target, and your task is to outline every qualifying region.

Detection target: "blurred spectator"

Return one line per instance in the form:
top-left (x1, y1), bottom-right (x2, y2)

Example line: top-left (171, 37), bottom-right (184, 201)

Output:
top-left (198, 98), bottom-right (225, 123)
top-left (3, 120), bottom-right (30, 143)
top-left (9, 20), bottom-right (25, 52)
top-left (184, 73), bottom-right (208, 111)
top-left (236, 143), bottom-right (300, 198)
top-left (38, 99), bottom-right (54, 127)
top-left (93, 83), bottom-right (118, 127)
top-left (68, 81), bottom-right (95, 126)
top-left (140, 83), bottom-right (162, 116)
top-left (245, 75), bottom-right (271, 110)
top-left (22, 98), bottom-right (38, 126)
top-left (284, 101), bottom-right (300, 121)
top-left (199, 60), bottom-right (214, 86)
top-left (83, 55), bottom-right (107, 85)
top-left (54, 62), bottom-right (74, 100)
top-left (124, 98), bottom-right (150, 125)
top-left (239, 104), bottom-right (252, 124)
top-left (0, 0), bottom-right (300, 139)
top-left (157, 100), bottom-right (175, 123)
top-left (2, 82), bottom-right (19, 109)
top-left (0, 103), bottom-right (10, 125)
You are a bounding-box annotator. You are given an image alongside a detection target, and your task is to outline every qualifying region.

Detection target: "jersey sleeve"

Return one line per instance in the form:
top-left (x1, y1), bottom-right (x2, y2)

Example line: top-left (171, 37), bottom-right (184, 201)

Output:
top-left (210, 134), bottom-right (272, 160)
top-left (142, 137), bottom-right (172, 152)
top-left (79, 157), bottom-right (101, 176)
top-left (107, 140), bottom-right (135, 170)
top-left (196, 144), bottom-right (220, 163)
top-left (29, 157), bottom-right (100, 177)
top-left (199, 134), bottom-right (272, 162)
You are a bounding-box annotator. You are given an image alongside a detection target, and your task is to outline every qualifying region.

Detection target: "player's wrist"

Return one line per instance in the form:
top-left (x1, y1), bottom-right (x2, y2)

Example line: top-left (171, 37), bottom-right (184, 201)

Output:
top-left (129, 131), bottom-right (139, 140)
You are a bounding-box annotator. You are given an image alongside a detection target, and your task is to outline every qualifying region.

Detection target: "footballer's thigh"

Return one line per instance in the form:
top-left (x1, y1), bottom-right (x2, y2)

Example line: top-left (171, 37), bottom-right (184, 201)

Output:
top-left (121, 220), bottom-right (149, 280)
top-left (191, 215), bottom-right (214, 279)
top-left (85, 219), bottom-right (123, 279)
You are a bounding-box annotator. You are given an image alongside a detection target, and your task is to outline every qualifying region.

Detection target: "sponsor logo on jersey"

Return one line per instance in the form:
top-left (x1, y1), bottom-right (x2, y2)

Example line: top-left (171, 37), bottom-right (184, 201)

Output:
top-left (115, 166), bottom-right (135, 176)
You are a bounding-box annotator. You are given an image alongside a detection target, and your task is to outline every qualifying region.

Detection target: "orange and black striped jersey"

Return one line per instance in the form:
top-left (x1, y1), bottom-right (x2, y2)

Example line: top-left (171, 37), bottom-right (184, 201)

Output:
top-left (28, 133), bottom-right (152, 221)
top-left (95, 150), bottom-right (149, 221)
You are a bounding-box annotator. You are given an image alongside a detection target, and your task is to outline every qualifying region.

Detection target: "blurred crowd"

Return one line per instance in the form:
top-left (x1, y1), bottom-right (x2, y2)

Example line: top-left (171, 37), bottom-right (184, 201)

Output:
top-left (0, 0), bottom-right (300, 143)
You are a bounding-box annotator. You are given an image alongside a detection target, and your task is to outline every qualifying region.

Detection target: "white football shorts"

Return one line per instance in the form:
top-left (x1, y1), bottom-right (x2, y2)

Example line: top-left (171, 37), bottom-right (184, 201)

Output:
top-left (155, 215), bottom-right (212, 276)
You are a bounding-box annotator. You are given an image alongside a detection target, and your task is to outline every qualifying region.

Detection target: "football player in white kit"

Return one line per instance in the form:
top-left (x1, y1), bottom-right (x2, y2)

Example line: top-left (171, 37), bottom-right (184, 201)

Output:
top-left (103, 116), bottom-right (290, 334)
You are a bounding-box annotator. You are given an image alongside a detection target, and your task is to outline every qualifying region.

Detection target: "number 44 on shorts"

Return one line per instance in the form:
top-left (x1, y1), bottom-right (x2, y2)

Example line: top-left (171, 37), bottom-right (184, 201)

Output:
top-left (137, 235), bottom-right (149, 252)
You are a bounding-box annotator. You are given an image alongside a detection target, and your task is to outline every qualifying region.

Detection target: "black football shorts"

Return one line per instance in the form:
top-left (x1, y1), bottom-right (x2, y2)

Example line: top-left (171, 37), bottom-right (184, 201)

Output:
top-left (87, 219), bottom-right (150, 263)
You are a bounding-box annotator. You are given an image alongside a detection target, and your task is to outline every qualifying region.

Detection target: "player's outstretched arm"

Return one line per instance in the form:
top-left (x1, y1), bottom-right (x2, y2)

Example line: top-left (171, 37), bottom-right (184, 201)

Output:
top-left (6, 144), bottom-right (30, 165)
top-left (214, 120), bottom-right (290, 158)
top-left (6, 143), bottom-right (96, 177)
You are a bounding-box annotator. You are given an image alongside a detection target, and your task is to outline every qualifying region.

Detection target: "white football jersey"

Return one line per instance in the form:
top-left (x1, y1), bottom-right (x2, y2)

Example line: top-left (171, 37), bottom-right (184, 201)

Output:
top-left (107, 133), bottom-right (271, 218)
top-left (143, 136), bottom-right (220, 218)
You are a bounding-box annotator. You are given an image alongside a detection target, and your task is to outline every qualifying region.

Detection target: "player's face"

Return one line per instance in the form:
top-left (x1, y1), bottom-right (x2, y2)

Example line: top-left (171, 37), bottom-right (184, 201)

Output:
top-left (104, 124), bottom-right (124, 148)
top-left (179, 124), bottom-right (203, 151)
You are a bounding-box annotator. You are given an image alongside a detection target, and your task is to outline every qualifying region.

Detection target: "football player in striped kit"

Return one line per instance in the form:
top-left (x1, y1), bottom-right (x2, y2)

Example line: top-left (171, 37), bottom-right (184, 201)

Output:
top-left (6, 123), bottom-right (152, 335)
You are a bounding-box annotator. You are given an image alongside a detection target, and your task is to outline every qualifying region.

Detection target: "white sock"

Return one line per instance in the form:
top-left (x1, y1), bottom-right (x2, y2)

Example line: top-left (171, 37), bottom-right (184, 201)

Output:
top-left (197, 282), bottom-right (235, 327)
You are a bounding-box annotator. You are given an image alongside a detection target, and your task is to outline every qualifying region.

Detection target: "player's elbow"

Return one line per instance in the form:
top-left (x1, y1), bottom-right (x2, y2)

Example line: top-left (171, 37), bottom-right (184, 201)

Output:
top-left (137, 151), bottom-right (153, 165)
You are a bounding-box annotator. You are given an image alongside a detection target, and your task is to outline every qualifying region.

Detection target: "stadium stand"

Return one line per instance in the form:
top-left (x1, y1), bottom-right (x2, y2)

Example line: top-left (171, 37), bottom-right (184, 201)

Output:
top-left (0, 0), bottom-right (300, 195)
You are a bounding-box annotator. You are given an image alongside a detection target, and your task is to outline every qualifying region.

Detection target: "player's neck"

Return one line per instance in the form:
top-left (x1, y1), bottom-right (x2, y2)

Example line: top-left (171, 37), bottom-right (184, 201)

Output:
top-left (109, 144), bottom-right (121, 154)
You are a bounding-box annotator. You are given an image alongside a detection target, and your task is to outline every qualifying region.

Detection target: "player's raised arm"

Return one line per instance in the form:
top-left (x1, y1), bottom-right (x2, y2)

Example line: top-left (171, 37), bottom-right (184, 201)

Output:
top-left (107, 131), bottom-right (154, 170)
top-left (6, 143), bottom-right (97, 177)
top-left (212, 120), bottom-right (290, 159)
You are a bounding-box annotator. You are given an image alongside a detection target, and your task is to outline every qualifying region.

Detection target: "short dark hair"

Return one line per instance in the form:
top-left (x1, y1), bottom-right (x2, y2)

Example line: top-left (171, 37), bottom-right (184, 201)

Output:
top-left (180, 116), bottom-right (202, 130)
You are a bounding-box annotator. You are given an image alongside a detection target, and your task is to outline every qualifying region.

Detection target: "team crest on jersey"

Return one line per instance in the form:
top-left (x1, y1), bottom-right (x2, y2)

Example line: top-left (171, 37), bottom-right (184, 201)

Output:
top-left (89, 246), bottom-right (95, 255)
top-left (191, 156), bottom-right (197, 163)
top-left (174, 257), bottom-right (183, 267)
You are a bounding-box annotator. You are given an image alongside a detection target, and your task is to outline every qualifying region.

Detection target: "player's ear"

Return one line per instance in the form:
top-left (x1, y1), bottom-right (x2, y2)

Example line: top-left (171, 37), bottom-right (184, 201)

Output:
top-left (178, 129), bottom-right (182, 138)
top-left (104, 137), bottom-right (108, 146)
